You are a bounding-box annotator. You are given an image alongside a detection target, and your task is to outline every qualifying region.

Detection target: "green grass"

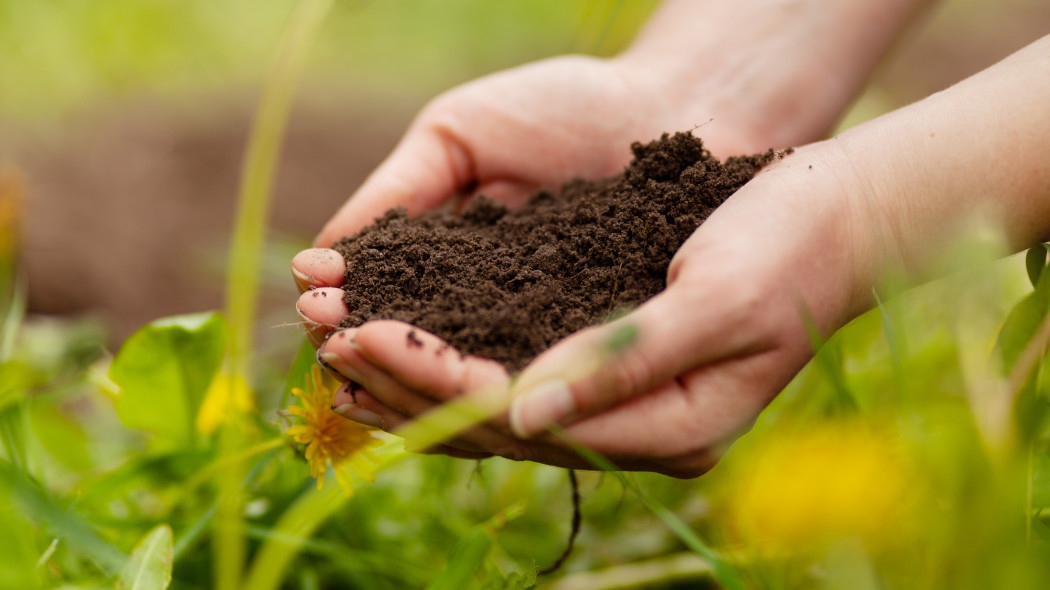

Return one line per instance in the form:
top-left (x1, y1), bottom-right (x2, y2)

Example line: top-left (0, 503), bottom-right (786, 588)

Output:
top-left (2, 2), bottom-right (1050, 588)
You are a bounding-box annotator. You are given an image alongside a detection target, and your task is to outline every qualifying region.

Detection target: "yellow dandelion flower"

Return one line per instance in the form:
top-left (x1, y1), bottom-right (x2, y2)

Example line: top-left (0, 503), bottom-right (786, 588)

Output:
top-left (197, 373), bottom-right (256, 436)
top-left (723, 421), bottom-right (915, 554)
top-left (286, 365), bottom-right (380, 496)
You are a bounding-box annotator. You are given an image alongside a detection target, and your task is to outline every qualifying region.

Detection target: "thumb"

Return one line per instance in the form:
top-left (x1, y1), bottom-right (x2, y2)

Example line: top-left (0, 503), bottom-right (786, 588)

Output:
top-left (313, 122), bottom-right (474, 248)
top-left (508, 283), bottom-right (761, 438)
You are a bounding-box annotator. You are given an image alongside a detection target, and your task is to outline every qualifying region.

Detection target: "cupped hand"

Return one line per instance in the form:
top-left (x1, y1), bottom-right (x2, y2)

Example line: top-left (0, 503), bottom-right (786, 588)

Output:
top-left (309, 54), bottom-right (770, 251)
top-left (295, 137), bottom-right (875, 477)
top-left (294, 53), bottom-right (782, 335)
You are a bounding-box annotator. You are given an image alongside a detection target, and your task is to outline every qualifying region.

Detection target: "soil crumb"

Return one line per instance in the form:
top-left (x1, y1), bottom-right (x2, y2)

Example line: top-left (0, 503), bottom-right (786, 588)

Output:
top-left (334, 132), bottom-right (778, 372)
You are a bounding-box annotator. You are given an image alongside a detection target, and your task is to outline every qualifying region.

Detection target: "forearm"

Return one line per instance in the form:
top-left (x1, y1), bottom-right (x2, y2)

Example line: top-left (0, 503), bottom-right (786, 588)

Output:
top-left (616, 0), bottom-right (936, 150)
top-left (859, 33), bottom-right (1050, 276)
top-left (800, 33), bottom-right (1050, 317)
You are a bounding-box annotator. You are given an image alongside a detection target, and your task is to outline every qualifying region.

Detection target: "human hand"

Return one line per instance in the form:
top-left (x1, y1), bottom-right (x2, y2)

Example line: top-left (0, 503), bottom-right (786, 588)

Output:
top-left (292, 0), bottom-right (945, 473)
top-left (295, 140), bottom-right (873, 477)
top-left (290, 52), bottom-right (785, 469)
top-left (308, 53), bottom-right (771, 251)
top-left (294, 52), bottom-right (779, 348)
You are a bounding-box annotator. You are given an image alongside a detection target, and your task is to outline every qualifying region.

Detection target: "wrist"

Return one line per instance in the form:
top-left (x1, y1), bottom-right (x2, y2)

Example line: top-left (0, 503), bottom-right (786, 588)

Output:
top-left (614, 0), bottom-right (934, 152)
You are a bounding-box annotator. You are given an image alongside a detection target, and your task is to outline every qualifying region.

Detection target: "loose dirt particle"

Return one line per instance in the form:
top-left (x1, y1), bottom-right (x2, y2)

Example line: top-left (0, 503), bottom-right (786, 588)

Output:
top-left (334, 133), bottom-right (777, 372)
top-left (406, 329), bottom-right (424, 349)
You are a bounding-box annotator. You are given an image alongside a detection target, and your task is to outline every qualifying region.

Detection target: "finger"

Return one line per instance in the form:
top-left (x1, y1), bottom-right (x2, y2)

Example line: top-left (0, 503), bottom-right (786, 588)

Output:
top-left (320, 328), bottom-right (448, 417)
top-left (295, 287), bottom-right (349, 344)
top-left (320, 328), bottom-right (522, 454)
top-left (508, 279), bottom-right (773, 438)
top-left (352, 320), bottom-right (510, 405)
top-left (560, 348), bottom-right (795, 477)
top-left (331, 385), bottom-right (491, 457)
top-left (313, 124), bottom-right (473, 248)
top-left (291, 248), bottom-right (346, 293)
top-left (330, 382), bottom-right (387, 430)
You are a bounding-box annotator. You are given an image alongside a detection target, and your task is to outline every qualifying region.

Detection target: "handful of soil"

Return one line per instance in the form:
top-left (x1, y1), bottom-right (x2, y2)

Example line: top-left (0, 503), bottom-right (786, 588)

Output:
top-left (333, 132), bottom-right (778, 372)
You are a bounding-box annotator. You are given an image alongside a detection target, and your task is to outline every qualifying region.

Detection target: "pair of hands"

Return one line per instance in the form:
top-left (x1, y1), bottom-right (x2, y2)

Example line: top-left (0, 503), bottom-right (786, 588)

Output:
top-left (292, 56), bottom-right (870, 478)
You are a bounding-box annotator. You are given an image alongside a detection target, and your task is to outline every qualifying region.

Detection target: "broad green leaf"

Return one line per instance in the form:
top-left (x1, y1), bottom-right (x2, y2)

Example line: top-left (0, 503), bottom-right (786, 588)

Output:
top-left (998, 264), bottom-right (1050, 443)
top-left (998, 259), bottom-right (1050, 371)
top-left (109, 312), bottom-right (227, 448)
top-left (1027, 244), bottom-right (1049, 288)
top-left (116, 524), bottom-right (173, 590)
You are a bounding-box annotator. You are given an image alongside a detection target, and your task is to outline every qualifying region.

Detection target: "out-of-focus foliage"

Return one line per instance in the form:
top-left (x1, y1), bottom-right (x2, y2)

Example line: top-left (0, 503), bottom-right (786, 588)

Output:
top-left (0, 0), bottom-right (657, 122)
top-left (109, 312), bottom-right (227, 450)
top-left (3, 203), bottom-right (1050, 588)
top-left (3, 1), bottom-right (1050, 588)
top-left (116, 524), bottom-right (174, 590)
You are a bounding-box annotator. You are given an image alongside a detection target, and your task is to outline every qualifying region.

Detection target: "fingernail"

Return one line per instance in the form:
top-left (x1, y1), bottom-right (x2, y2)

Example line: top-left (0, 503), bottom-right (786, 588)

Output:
top-left (318, 351), bottom-right (367, 384)
top-left (291, 266), bottom-right (317, 291)
top-left (509, 379), bottom-right (575, 438)
top-left (296, 304), bottom-right (329, 343)
top-left (333, 404), bottom-right (384, 429)
top-left (292, 248), bottom-right (347, 287)
top-left (315, 350), bottom-right (349, 383)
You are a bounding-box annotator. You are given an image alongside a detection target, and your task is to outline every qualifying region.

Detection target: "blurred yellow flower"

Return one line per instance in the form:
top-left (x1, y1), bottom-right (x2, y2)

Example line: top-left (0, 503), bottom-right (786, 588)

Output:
top-left (286, 366), bottom-right (380, 496)
top-left (725, 421), bottom-right (913, 553)
top-left (196, 373), bottom-right (256, 436)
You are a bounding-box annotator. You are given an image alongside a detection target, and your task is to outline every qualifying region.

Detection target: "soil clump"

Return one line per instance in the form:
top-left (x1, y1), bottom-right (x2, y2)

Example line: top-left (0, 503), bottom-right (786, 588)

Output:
top-left (334, 132), bottom-right (778, 372)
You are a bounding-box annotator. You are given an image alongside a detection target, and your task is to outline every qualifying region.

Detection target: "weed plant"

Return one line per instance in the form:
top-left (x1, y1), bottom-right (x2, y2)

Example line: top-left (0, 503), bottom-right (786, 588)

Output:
top-left (1, 2), bottom-right (1049, 589)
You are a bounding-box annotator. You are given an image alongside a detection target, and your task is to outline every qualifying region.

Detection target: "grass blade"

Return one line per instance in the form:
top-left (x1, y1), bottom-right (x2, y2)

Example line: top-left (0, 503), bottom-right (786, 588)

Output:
top-left (0, 459), bottom-right (126, 574)
top-left (217, 0), bottom-right (333, 588)
top-left (242, 482), bottom-right (347, 590)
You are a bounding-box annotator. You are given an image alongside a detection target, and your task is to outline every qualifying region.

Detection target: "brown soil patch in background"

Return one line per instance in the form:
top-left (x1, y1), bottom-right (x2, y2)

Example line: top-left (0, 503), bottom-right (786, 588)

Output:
top-left (335, 133), bottom-right (777, 371)
top-left (5, 95), bottom-right (413, 342)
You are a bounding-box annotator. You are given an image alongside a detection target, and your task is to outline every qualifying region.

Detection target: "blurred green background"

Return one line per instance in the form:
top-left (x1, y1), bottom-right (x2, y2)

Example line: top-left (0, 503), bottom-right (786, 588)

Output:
top-left (2, 1), bottom-right (1050, 589)
top-left (1, 0), bottom-right (1047, 342)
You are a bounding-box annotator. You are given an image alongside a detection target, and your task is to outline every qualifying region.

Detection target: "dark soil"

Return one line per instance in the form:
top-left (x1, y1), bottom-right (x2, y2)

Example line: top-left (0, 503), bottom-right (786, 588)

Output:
top-left (334, 132), bottom-right (779, 372)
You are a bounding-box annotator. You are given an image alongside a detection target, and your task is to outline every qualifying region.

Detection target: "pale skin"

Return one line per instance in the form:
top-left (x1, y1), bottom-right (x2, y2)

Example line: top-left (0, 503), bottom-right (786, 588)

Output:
top-left (293, 0), bottom-right (1050, 477)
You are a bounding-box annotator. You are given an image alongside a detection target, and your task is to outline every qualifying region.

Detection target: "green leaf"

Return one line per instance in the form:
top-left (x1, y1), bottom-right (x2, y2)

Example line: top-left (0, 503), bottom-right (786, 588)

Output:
top-left (1032, 450), bottom-right (1050, 509)
top-left (1027, 244), bottom-right (1049, 288)
top-left (0, 360), bottom-right (33, 414)
top-left (997, 276), bottom-right (1050, 371)
top-left (426, 506), bottom-right (523, 590)
top-left (116, 524), bottom-right (173, 590)
top-left (0, 503), bottom-right (42, 589)
top-left (997, 265), bottom-right (1050, 443)
top-left (29, 402), bottom-right (92, 472)
top-left (109, 312), bottom-right (227, 448)
top-left (425, 528), bottom-right (493, 590)
top-left (281, 337), bottom-right (317, 409)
